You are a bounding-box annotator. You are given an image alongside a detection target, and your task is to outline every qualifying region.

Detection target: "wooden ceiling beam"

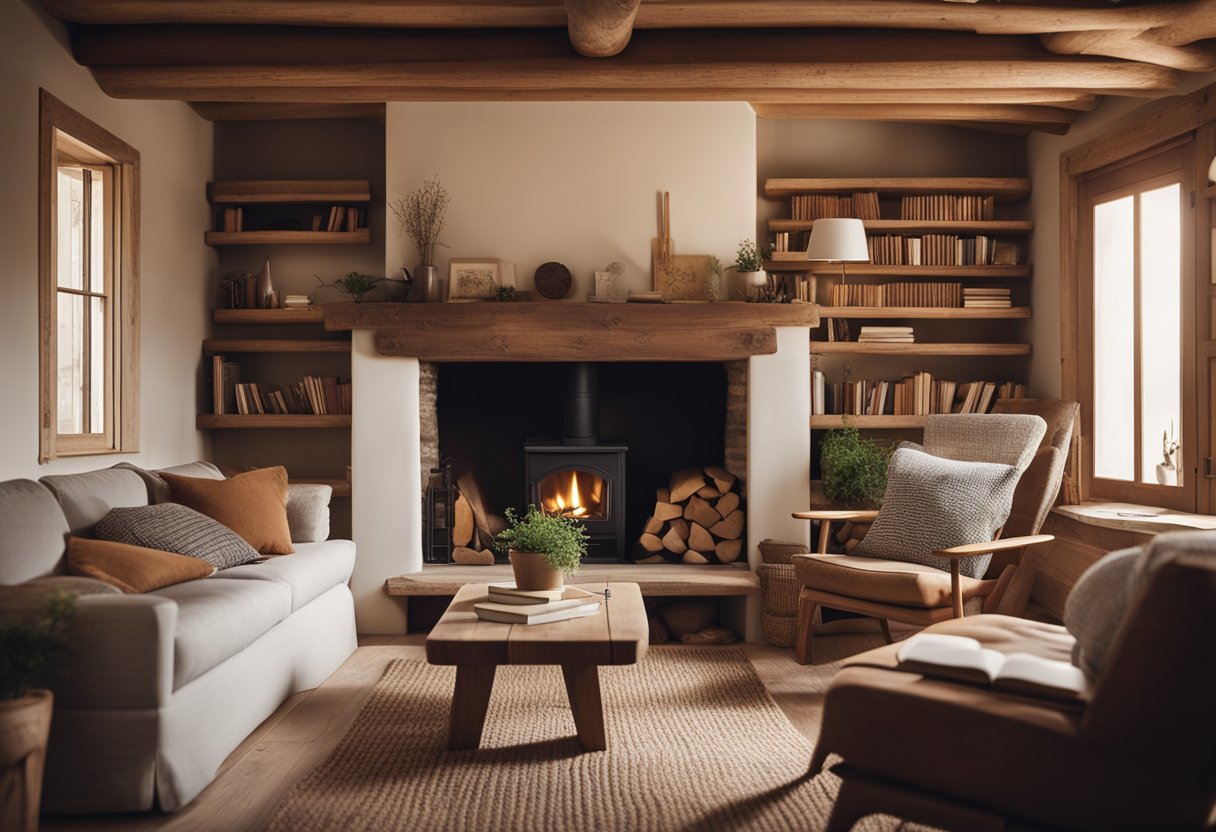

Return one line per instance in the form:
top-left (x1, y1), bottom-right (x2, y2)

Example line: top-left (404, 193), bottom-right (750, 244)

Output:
top-left (188, 102), bottom-right (386, 121)
top-left (564, 0), bottom-right (640, 57)
top-left (750, 102), bottom-right (1078, 135)
top-left (1042, 30), bottom-right (1216, 73)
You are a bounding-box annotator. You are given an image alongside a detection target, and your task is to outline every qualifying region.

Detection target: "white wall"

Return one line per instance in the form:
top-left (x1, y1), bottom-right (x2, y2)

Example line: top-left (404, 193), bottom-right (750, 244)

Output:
top-left (0, 1), bottom-right (215, 479)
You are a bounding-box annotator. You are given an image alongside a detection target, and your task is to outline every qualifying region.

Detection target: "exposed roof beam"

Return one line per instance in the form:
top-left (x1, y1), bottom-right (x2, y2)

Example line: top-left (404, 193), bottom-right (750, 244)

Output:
top-left (750, 102), bottom-right (1078, 134)
top-left (189, 102), bottom-right (386, 121)
top-left (564, 0), bottom-right (640, 57)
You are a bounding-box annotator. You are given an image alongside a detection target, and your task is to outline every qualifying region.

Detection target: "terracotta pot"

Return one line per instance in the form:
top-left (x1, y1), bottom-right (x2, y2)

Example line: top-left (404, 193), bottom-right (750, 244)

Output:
top-left (0, 689), bottom-right (53, 832)
top-left (508, 550), bottom-right (564, 591)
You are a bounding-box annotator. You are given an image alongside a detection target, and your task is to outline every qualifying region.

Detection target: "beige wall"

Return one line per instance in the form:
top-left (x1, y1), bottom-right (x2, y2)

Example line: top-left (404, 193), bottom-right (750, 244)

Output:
top-left (0, 1), bottom-right (215, 479)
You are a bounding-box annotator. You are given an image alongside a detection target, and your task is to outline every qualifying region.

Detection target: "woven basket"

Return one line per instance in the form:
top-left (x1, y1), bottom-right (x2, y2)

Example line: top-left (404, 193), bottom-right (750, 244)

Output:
top-left (758, 538), bottom-right (810, 564)
top-left (762, 613), bottom-right (798, 648)
top-left (758, 563), bottom-right (801, 619)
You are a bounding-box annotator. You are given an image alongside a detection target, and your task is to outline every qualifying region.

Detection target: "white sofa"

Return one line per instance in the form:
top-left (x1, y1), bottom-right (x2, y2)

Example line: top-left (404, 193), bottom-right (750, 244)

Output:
top-left (0, 462), bottom-right (357, 813)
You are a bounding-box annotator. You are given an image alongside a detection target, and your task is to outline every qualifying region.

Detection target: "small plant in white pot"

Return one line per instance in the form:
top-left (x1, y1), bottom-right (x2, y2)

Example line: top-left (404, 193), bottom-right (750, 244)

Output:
top-left (730, 239), bottom-right (771, 302)
top-left (494, 506), bottom-right (589, 590)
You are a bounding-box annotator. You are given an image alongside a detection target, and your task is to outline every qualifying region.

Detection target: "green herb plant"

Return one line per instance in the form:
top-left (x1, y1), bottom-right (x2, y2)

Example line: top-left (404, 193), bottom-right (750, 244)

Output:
top-left (315, 271), bottom-right (384, 303)
top-left (493, 286), bottom-right (520, 302)
top-left (0, 590), bottom-right (76, 701)
top-left (820, 422), bottom-right (891, 507)
top-left (731, 239), bottom-right (771, 273)
top-left (494, 505), bottom-right (589, 577)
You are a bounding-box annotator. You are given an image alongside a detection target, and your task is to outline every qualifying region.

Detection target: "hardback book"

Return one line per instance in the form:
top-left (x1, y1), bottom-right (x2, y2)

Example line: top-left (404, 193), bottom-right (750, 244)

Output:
top-left (474, 597), bottom-right (601, 625)
top-left (486, 583), bottom-right (595, 605)
top-left (896, 634), bottom-right (1087, 703)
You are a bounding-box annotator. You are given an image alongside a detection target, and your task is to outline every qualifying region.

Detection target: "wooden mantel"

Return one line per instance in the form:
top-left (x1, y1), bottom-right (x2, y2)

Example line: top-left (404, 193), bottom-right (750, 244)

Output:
top-left (323, 301), bottom-right (818, 361)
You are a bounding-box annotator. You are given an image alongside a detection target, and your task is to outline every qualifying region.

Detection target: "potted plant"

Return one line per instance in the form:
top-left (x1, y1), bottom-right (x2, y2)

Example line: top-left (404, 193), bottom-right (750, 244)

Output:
top-left (820, 422), bottom-right (891, 507)
top-left (389, 175), bottom-right (449, 303)
top-left (494, 505), bottom-right (589, 590)
top-left (1, 590), bottom-right (75, 832)
top-left (729, 239), bottom-right (771, 302)
top-left (314, 271), bottom-right (385, 303)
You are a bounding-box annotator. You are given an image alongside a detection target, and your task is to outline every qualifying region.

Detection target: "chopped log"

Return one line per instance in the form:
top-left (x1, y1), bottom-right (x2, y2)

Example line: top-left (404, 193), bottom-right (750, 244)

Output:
top-left (715, 539), bottom-right (743, 563)
top-left (643, 515), bottom-right (663, 535)
top-left (639, 532), bottom-right (665, 553)
top-left (487, 513), bottom-right (508, 538)
top-left (637, 554), bottom-right (667, 565)
top-left (669, 467), bottom-right (706, 504)
top-left (668, 517), bottom-right (690, 540)
top-left (715, 491), bottom-right (740, 517)
top-left (683, 550), bottom-right (710, 565)
top-left (683, 495), bottom-right (721, 529)
top-left (705, 465), bottom-right (737, 493)
top-left (662, 527), bottom-right (688, 554)
top-left (696, 484), bottom-right (722, 500)
top-left (456, 473), bottom-right (495, 548)
top-left (654, 501), bottom-right (682, 522)
top-left (452, 494), bottom-right (474, 547)
top-left (659, 602), bottom-right (715, 637)
top-left (688, 522), bottom-right (715, 553)
top-left (656, 487), bottom-right (671, 503)
top-left (452, 546), bottom-right (494, 565)
top-left (710, 509), bottom-right (745, 540)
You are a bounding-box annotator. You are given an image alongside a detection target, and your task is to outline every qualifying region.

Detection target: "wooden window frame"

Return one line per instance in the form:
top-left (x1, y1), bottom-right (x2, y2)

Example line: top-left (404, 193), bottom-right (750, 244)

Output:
top-left (1060, 83), bottom-right (1216, 513)
top-left (38, 89), bottom-right (140, 463)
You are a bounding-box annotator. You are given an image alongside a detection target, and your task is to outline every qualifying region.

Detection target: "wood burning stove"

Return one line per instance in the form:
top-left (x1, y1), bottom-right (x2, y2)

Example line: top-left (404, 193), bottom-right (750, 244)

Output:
top-left (524, 363), bottom-right (626, 561)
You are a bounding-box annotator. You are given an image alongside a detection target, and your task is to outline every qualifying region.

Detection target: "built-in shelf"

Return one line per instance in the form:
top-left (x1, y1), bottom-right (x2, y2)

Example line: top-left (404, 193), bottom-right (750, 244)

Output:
top-left (768, 219), bottom-right (1034, 235)
top-left (765, 257), bottom-right (1030, 277)
top-left (213, 308), bottom-right (325, 324)
top-left (204, 229), bottom-right (371, 246)
top-left (196, 415), bottom-right (352, 429)
top-left (810, 415), bottom-right (929, 429)
top-left (764, 177), bottom-right (1031, 200)
top-left (292, 478), bottom-right (352, 498)
top-left (208, 180), bottom-right (371, 204)
top-left (818, 306), bottom-right (1031, 320)
top-left (812, 342), bottom-right (1032, 356)
top-left (203, 339), bottom-right (350, 354)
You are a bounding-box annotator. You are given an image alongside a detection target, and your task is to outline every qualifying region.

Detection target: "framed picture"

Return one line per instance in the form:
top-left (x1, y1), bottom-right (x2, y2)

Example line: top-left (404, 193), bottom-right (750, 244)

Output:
top-left (447, 258), bottom-right (501, 301)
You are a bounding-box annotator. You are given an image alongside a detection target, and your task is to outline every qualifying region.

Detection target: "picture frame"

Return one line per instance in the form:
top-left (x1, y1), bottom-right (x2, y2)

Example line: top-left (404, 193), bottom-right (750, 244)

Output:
top-left (447, 258), bottom-right (501, 301)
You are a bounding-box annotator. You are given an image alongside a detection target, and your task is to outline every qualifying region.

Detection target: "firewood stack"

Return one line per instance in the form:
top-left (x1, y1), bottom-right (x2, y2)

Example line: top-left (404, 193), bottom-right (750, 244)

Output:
top-left (632, 466), bottom-right (744, 565)
top-left (450, 474), bottom-right (506, 565)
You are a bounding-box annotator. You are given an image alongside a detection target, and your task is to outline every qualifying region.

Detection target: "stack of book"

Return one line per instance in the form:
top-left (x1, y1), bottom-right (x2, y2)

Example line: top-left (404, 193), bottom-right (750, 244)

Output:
top-left (473, 583), bottom-right (601, 625)
top-left (858, 326), bottom-right (914, 343)
top-left (963, 287), bottom-right (1012, 308)
top-left (283, 294), bottom-right (312, 310)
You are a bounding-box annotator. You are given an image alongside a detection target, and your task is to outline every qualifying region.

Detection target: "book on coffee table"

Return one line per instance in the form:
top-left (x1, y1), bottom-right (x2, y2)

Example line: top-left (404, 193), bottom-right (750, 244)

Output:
top-left (486, 583), bottom-right (595, 606)
top-left (895, 634), bottom-right (1087, 703)
top-left (474, 596), bottom-right (601, 625)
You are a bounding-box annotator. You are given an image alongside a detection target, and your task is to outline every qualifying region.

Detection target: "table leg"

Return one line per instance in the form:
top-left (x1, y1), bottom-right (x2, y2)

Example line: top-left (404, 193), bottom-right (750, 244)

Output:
top-left (561, 664), bottom-right (606, 752)
top-left (448, 664), bottom-right (496, 751)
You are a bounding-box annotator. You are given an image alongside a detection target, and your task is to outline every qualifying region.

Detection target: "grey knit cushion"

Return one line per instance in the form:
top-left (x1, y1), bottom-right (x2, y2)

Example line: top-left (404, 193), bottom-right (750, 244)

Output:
top-left (93, 503), bottom-right (259, 571)
top-left (853, 447), bottom-right (1021, 578)
top-left (922, 413), bottom-right (1045, 470)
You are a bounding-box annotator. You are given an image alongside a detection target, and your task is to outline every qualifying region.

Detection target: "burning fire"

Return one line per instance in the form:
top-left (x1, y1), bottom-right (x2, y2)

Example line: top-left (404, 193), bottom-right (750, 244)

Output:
top-left (541, 470), bottom-right (605, 519)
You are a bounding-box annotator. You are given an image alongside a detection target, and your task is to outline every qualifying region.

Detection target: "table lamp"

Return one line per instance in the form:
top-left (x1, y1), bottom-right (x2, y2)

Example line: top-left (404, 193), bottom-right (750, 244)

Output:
top-left (805, 217), bottom-right (870, 285)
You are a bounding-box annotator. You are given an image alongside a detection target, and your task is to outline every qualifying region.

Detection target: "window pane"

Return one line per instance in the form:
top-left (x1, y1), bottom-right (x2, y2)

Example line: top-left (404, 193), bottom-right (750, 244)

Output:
top-left (1092, 195), bottom-right (1136, 481)
top-left (1139, 183), bottom-right (1182, 485)
top-left (89, 296), bottom-right (105, 434)
top-left (56, 292), bottom-right (84, 434)
top-left (89, 171), bottom-right (105, 293)
top-left (56, 168), bottom-right (84, 291)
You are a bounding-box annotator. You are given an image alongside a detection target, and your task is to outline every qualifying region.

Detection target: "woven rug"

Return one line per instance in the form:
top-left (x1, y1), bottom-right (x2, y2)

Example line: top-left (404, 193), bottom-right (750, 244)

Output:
top-left (266, 646), bottom-right (913, 832)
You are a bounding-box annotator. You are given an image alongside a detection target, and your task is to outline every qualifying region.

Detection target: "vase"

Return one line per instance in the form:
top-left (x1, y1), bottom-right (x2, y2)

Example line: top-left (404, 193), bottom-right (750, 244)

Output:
top-left (0, 689), bottom-right (53, 832)
top-left (509, 550), bottom-right (564, 591)
top-left (409, 264), bottom-right (440, 303)
top-left (1155, 461), bottom-right (1177, 486)
top-left (738, 270), bottom-right (767, 302)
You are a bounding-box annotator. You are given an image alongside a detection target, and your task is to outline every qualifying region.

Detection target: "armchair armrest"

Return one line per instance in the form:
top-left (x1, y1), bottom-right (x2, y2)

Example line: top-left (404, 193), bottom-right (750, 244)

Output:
top-left (793, 509), bottom-right (880, 554)
top-left (932, 534), bottom-right (1054, 560)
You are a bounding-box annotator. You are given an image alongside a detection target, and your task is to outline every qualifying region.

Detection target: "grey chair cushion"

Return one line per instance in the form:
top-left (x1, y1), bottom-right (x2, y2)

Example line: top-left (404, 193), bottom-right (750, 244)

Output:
top-left (923, 414), bottom-right (1046, 471)
top-left (0, 479), bottom-right (71, 583)
top-left (854, 447), bottom-right (1022, 579)
top-left (285, 484), bottom-right (331, 544)
top-left (115, 461), bottom-right (224, 505)
top-left (40, 468), bottom-right (149, 537)
top-left (221, 540), bottom-right (355, 612)
top-left (93, 504), bottom-right (260, 571)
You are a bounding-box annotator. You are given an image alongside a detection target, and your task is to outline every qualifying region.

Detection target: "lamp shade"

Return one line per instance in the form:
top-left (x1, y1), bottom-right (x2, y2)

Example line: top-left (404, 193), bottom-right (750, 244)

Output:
top-left (805, 218), bottom-right (870, 262)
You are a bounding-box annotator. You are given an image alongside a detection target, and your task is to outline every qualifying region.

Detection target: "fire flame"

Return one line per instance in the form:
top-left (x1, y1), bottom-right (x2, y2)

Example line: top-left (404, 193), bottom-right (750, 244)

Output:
top-left (542, 470), bottom-right (604, 518)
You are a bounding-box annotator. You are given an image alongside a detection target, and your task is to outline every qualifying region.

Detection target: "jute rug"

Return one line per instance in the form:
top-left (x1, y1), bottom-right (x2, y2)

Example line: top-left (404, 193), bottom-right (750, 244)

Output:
top-left (267, 645), bottom-right (916, 831)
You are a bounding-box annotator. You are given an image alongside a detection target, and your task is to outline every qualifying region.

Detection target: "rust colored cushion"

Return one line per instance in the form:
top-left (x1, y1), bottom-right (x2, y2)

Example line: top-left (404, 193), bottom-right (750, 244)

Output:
top-left (792, 552), bottom-right (994, 608)
top-left (160, 467), bottom-right (294, 555)
top-left (67, 537), bottom-right (215, 593)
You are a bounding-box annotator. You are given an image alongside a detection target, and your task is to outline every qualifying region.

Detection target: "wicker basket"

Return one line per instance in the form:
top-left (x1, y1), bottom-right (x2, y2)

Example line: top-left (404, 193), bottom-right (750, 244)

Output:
top-left (758, 563), bottom-right (802, 647)
top-left (758, 538), bottom-right (810, 564)
top-left (762, 612), bottom-right (798, 648)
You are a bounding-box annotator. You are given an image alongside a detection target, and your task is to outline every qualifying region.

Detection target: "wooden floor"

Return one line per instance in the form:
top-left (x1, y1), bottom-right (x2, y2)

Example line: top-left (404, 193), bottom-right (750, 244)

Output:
top-left (42, 634), bottom-right (865, 832)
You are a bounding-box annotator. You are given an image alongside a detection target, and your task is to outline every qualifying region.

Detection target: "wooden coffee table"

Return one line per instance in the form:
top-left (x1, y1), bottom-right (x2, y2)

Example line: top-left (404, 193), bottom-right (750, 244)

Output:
top-left (426, 582), bottom-right (648, 752)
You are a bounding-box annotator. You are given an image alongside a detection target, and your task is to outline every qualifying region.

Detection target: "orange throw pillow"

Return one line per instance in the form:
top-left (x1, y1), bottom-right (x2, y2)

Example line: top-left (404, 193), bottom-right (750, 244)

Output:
top-left (67, 537), bottom-right (215, 593)
top-left (160, 467), bottom-right (294, 555)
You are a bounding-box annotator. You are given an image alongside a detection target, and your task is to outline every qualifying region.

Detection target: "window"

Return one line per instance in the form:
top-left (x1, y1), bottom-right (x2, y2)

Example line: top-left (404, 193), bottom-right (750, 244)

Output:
top-left (39, 90), bottom-right (139, 462)
top-left (1077, 141), bottom-right (1198, 510)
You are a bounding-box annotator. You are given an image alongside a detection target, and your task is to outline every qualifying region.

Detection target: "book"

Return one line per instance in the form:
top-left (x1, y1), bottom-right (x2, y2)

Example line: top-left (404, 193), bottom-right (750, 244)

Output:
top-left (486, 581), bottom-right (568, 605)
top-left (896, 634), bottom-right (1087, 703)
top-left (473, 597), bottom-right (601, 625)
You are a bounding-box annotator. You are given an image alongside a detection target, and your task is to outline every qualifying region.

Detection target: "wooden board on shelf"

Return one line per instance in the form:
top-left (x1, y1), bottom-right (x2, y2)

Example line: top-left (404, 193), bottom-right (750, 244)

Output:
top-left (768, 219), bottom-right (1034, 234)
top-left (208, 180), bottom-right (371, 204)
top-left (213, 308), bottom-right (325, 324)
top-left (202, 339), bottom-right (351, 353)
top-left (766, 261), bottom-right (1031, 277)
top-left (763, 178), bottom-right (1031, 200)
top-left (811, 415), bottom-right (928, 429)
top-left (197, 414), bottom-right (352, 429)
top-left (817, 306), bottom-right (1031, 319)
top-left (384, 563), bottom-right (759, 597)
top-left (205, 230), bottom-right (371, 246)
top-left (812, 342), bottom-right (1031, 356)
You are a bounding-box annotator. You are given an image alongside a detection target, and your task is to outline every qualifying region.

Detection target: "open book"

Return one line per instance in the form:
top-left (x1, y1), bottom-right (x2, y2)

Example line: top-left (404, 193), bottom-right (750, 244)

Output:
top-left (896, 634), bottom-right (1088, 704)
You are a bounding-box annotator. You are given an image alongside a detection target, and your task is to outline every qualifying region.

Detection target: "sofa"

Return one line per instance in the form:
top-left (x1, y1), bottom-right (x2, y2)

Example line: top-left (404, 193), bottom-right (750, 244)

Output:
top-left (0, 461), bottom-right (358, 813)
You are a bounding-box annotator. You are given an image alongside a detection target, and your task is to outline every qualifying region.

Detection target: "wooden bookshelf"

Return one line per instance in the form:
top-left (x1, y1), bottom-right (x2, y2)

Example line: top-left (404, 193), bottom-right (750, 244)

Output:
top-left (764, 177), bottom-right (1031, 200)
top-left (213, 308), bottom-right (325, 324)
top-left (812, 342), bottom-right (1031, 356)
top-left (203, 339), bottom-right (351, 354)
top-left (208, 180), bottom-right (371, 204)
top-left (205, 229), bottom-right (370, 246)
top-left (817, 306), bottom-right (1031, 319)
top-left (810, 415), bottom-right (929, 429)
top-left (197, 414), bottom-right (352, 429)
top-left (768, 219), bottom-right (1033, 235)
top-left (765, 258), bottom-right (1031, 277)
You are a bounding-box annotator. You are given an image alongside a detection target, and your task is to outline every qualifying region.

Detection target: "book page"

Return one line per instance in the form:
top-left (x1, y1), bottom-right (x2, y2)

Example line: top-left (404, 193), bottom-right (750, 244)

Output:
top-left (897, 634), bottom-right (1004, 682)
top-left (993, 653), bottom-right (1087, 695)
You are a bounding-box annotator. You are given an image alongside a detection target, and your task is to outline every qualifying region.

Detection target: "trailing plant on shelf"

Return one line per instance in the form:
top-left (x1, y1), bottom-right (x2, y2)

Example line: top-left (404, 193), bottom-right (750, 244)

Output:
top-left (494, 505), bottom-right (589, 578)
top-left (820, 421), bottom-right (891, 507)
top-left (315, 271), bottom-right (384, 303)
top-left (389, 175), bottom-right (450, 267)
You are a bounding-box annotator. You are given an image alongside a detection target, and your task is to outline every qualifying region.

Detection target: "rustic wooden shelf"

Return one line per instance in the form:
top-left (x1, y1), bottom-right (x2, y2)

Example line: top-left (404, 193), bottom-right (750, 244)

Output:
top-left (205, 229), bottom-right (370, 246)
top-left (812, 342), bottom-right (1031, 356)
top-left (385, 563), bottom-right (760, 597)
top-left (208, 180), bottom-right (371, 204)
top-left (292, 478), bottom-right (352, 497)
top-left (811, 415), bottom-right (929, 429)
top-left (203, 339), bottom-right (351, 354)
top-left (768, 219), bottom-right (1034, 235)
top-left (764, 177), bottom-right (1031, 200)
top-left (197, 414), bottom-right (352, 429)
top-left (818, 306), bottom-right (1031, 319)
top-left (213, 308), bottom-right (325, 324)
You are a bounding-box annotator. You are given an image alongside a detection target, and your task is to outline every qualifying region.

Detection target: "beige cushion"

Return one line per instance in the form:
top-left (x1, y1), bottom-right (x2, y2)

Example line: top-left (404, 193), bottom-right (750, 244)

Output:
top-left (793, 552), bottom-right (994, 608)
top-left (221, 540), bottom-right (354, 612)
top-left (39, 468), bottom-right (149, 537)
top-left (161, 467), bottom-right (294, 555)
top-left (285, 484), bottom-right (331, 543)
top-left (0, 479), bottom-right (71, 583)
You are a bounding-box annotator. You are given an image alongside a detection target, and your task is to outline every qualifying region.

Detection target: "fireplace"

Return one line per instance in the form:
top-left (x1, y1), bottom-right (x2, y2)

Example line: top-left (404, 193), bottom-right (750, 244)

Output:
top-left (524, 363), bottom-right (627, 560)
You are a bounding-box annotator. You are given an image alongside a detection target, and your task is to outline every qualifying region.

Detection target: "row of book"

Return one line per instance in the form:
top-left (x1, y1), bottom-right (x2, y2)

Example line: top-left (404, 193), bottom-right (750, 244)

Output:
top-left (825, 282), bottom-right (969, 308)
top-left (963, 287), bottom-right (1012, 308)
top-left (218, 207), bottom-right (244, 232)
top-left (219, 273), bottom-right (275, 310)
top-left (812, 370), bottom-right (1028, 417)
top-left (867, 235), bottom-right (1021, 266)
top-left (857, 326), bottom-right (913, 344)
top-left (900, 195), bottom-right (996, 221)
top-left (314, 206), bottom-right (363, 233)
top-left (770, 231), bottom-right (803, 252)
top-left (790, 192), bottom-right (881, 221)
top-left (210, 356), bottom-right (351, 416)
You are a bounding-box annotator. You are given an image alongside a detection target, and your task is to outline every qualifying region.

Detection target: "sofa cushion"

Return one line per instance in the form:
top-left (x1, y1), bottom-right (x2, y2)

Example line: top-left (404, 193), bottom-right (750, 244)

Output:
top-left (853, 447), bottom-right (1022, 579)
top-left (286, 484), bottom-right (332, 544)
top-left (67, 537), bottom-right (215, 593)
top-left (93, 504), bottom-right (260, 571)
top-left (221, 540), bottom-right (355, 612)
top-left (161, 467), bottom-right (294, 555)
top-left (0, 479), bottom-right (71, 583)
top-left (39, 468), bottom-right (149, 537)
top-left (151, 577), bottom-right (292, 690)
top-left (793, 553), bottom-right (994, 608)
top-left (115, 461), bottom-right (224, 505)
